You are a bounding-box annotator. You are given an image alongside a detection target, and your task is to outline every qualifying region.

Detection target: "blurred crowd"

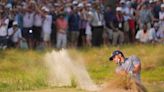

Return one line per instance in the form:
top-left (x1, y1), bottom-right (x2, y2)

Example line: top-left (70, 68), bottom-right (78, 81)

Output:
top-left (0, 0), bottom-right (164, 50)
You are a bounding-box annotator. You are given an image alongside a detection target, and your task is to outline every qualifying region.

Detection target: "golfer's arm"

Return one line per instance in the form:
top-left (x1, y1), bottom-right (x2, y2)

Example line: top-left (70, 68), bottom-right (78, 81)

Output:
top-left (133, 64), bottom-right (141, 74)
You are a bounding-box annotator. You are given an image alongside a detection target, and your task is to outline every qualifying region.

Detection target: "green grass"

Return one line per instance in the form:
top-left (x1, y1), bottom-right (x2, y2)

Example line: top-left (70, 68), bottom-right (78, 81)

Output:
top-left (0, 49), bottom-right (48, 92)
top-left (0, 44), bottom-right (164, 92)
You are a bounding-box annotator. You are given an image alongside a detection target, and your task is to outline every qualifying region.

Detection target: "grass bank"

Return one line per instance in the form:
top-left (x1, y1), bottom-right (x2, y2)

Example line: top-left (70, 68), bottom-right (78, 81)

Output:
top-left (0, 44), bottom-right (163, 92)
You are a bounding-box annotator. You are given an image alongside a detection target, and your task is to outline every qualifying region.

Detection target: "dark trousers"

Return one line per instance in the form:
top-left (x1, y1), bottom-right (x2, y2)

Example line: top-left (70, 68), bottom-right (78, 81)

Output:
top-left (0, 36), bottom-right (7, 46)
top-left (91, 26), bottom-right (104, 47)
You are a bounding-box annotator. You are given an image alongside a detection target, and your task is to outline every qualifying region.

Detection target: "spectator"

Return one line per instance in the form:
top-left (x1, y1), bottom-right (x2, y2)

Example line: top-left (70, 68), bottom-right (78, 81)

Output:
top-left (51, 5), bottom-right (58, 47)
top-left (56, 14), bottom-right (68, 49)
top-left (127, 2), bottom-right (136, 43)
top-left (104, 5), bottom-right (114, 44)
top-left (41, 6), bottom-right (52, 48)
top-left (22, 6), bottom-right (34, 49)
top-left (85, 19), bottom-right (92, 47)
top-left (90, 3), bottom-right (104, 47)
top-left (138, 3), bottom-right (154, 30)
top-left (157, 3), bottom-right (164, 43)
top-left (120, 0), bottom-right (130, 43)
top-left (33, 11), bottom-right (43, 48)
top-left (135, 24), bottom-right (153, 43)
top-left (78, 6), bottom-right (87, 47)
top-left (149, 23), bottom-right (158, 43)
top-left (68, 7), bottom-right (80, 48)
top-left (8, 21), bottom-right (24, 48)
top-left (85, 5), bottom-right (92, 47)
top-left (14, 5), bottom-right (24, 31)
top-left (0, 15), bottom-right (9, 49)
top-left (159, 4), bottom-right (164, 21)
top-left (111, 7), bottom-right (124, 45)
top-left (5, 3), bottom-right (14, 28)
top-left (153, 0), bottom-right (161, 19)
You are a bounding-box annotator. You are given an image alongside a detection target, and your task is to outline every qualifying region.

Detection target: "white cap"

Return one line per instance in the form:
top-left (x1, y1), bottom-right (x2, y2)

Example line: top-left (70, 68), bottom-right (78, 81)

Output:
top-left (54, 3), bottom-right (59, 6)
top-left (120, 0), bottom-right (125, 3)
top-left (116, 7), bottom-right (122, 11)
top-left (3, 19), bottom-right (9, 25)
top-left (30, 0), bottom-right (36, 4)
top-left (13, 21), bottom-right (18, 26)
top-left (161, 4), bottom-right (164, 8)
top-left (86, 3), bottom-right (91, 7)
top-left (41, 6), bottom-right (49, 12)
top-left (78, 3), bottom-right (84, 8)
top-left (5, 3), bottom-right (12, 9)
top-left (126, 1), bottom-right (131, 6)
top-left (72, 1), bottom-right (78, 5)
top-left (149, 0), bottom-right (153, 3)
top-left (88, 11), bottom-right (92, 15)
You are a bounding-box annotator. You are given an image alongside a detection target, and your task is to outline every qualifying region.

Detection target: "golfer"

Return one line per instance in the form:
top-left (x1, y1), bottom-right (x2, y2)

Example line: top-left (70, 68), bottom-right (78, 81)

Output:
top-left (109, 50), bottom-right (141, 82)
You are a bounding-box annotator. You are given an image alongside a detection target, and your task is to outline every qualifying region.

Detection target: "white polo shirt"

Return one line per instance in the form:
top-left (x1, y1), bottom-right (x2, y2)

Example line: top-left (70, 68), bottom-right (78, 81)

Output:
top-left (42, 14), bottom-right (52, 34)
top-left (34, 13), bottom-right (43, 27)
top-left (135, 29), bottom-right (153, 43)
top-left (0, 19), bottom-right (9, 36)
top-left (159, 11), bottom-right (164, 20)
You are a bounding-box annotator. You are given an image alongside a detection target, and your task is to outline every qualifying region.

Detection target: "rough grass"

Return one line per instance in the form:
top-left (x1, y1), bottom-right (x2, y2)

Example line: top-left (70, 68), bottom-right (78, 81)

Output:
top-left (0, 44), bottom-right (164, 92)
top-left (0, 49), bottom-right (48, 92)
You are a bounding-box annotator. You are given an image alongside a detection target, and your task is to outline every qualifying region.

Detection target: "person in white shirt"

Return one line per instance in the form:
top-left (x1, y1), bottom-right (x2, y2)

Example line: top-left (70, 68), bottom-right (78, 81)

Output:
top-left (22, 8), bottom-right (35, 49)
top-left (121, 1), bottom-right (131, 43)
top-left (159, 4), bottom-right (164, 25)
top-left (135, 24), bottom-right (153, 43)
top-left (33, 12), bottom-right (43, 48)
top-left (90, 4), bottom-right (104, 47)
top-left (0, 17), bottom-right (9, 49)
top-left (41, 6), bottom-right (52, 48)
top-left (149, 23), bottom-right (159, 43)
top-left (157, 4), bottom-right (164, 44)
top-left (8, 21), bottom-right (24, 48)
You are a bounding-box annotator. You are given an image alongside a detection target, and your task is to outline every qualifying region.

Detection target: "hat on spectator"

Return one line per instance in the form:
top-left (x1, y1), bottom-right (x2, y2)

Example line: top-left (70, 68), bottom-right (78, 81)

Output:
top-left (30, 0), bottom-right (36, 4)
top-left (88, 11), bottom-right (92, 15)
top-left (154, 0), bottom-right (159, 2)
top-left (161, 4), bottom-right (164, 8)
top-left (86, 3), bottom-right (91, 7)
top-left (149, 0), bottom-right (153, 3)
top-left (116, 7), bottom-right (122, 11)
top-left (72, 1), bottom-right (78, 5)
top-left (3, 19), bottom-right (9, 25)
top-left (120, 0), bottom-right (125, 3)
top-left (5, 3), bottom-right (12, 9)
top-left (13, 21), bottom-right (18, 26)
top-left (126, 1), bottom-right (132, 7)
top-left (109, 50), bottom-right (124, 61)
top-left (78, 3), bottom-right (84, 8)
top-left (42, 6), bottom-right (49, 12)
top-left (54, 3), bottom-right (60, 7)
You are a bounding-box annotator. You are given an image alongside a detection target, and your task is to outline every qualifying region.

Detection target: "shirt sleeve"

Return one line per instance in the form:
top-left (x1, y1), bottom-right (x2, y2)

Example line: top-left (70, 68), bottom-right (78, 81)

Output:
top-left (148, 30), bottom-right (153, 40)
top-left (18, 29), bottom-right (22, 38)
top-left (159, 12), bottom-right (164, 20)
top-left (45, 15), bottom-right (51, 21)
top-left (130, 55), bottom-right (141, 65)
top-left (8, 28), bottom-right (13, 36)
top-left (135, 30), bottom-right (141, 40)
